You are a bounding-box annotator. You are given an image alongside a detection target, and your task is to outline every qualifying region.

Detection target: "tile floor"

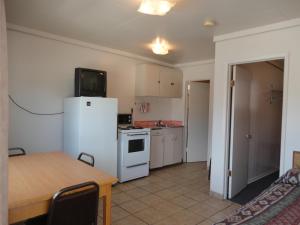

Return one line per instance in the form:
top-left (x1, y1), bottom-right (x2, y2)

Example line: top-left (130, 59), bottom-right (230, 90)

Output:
top-left (98, 162), bottom-right (241, 225)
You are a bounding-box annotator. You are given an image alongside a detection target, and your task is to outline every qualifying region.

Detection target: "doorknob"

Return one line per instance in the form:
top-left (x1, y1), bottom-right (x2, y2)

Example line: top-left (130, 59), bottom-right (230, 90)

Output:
top-left (245, 134), bottom-right (252, 139)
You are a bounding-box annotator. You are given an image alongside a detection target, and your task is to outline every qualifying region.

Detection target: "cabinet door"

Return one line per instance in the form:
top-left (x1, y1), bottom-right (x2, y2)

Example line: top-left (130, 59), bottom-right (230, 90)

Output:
top-left (159, 67), bottom-right (183, 98)
top-left (163, 133), bottom-right (175, 166)
top-left (159, 67), bottom-right (174, 97)
top-left (135, 64), bottom-right (160, 96)
top-left (170, 69), bottom-right (183, 98)
top-left (173, 128), bottom-right (183, 163)
top-left (150, 134), bottom-right (164, 169)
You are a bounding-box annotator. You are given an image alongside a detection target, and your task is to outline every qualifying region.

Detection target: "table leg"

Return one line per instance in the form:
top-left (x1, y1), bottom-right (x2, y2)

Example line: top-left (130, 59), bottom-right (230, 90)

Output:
top-left (102, 184), bottom-right (112, 225)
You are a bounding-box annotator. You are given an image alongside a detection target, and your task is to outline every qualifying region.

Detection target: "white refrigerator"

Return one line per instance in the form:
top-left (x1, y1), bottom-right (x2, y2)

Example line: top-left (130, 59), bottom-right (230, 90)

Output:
top-left (64, 97), bottom-right (118, 177)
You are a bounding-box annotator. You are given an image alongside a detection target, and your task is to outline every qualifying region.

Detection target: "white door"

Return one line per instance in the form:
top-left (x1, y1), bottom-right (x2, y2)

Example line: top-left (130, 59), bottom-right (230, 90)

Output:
top-left (228, 65), bottom-right (252, 198)
top-left (187, 82), bottom-right (210, 162)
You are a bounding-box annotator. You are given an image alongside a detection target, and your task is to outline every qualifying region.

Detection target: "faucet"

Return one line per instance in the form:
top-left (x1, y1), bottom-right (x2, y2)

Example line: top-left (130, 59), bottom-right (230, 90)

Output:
top-left (157, 120), bottom-right (166, 127)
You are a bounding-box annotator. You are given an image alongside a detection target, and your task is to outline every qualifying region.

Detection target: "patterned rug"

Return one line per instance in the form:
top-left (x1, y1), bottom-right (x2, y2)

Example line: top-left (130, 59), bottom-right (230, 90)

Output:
top-left (214, 184), bottom-right (300, 225)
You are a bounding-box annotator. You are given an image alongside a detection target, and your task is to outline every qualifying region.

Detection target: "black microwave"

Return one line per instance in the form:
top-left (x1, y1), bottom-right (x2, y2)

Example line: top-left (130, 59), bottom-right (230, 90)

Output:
top-left (75, 68), bottom-right (107, 97)
top-left (118, 114), bottom-right (132, 125)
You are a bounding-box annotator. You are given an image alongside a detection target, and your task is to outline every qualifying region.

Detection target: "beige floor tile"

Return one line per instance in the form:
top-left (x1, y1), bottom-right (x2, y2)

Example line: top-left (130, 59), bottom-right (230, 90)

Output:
top-left (158, 180), bottom-right (176, 188)
top-left (209, 211), bottom-right (227, 223)
top-left (140, 183), bottom-right (166, 193)
top-left (126, 188), bottom-right (151, 199)
top-left (97, 217), bottom-right (103, 225)
top-left (117, 182), bottom-right (137, 191)
top-left (131, 178), bottom-right (153, 187)
top-left (155, 189), bottom-right (181, 200)
top-left (139, 194), bottom-right (167, 207)
top-left (147, 175), bottom-right (164, 183)
top-left (184, 191), bottom-right (210, 202)
top-left (112, 186), bottom-right (123, 195)
top-left (220, 203), bottom-right (240, 215)
top-left (204, 198), bottom-right (232, 211)
top-left (199, 185), bottom-right (210, 194)
top-left (188, 203), bottom-right (220, 218)
top-left (168, 185), bottom-right (191, 195)
top-left (111, 206), bottom-right (130, 222)
top-left (154, 172), bottom-right (174, 179)
top-left (112, 192), bottom-right (133, 205)
top-left (155, 202), bottom-right (183, 216)
top-left (107, 163), bottom-right (241, 225)
top-left (171, 195), bottom-right (199, 209)
top-left (112, 215), bottom-right (148, 225)
top-left (135, 207), bottom-right (169, 224)
top-left (119, 199), bottom-right (149, 214)
top-left (154, 209), bottom-right (205, 225)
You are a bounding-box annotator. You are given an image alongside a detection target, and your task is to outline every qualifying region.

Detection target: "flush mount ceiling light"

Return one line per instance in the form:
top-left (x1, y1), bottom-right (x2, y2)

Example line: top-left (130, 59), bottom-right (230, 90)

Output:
top-left (138, 0), bottom-right (175, 16)
top-left (203, 19), bottom-right (216, 27)
top-left (151, 37), bottom-right (169, 55)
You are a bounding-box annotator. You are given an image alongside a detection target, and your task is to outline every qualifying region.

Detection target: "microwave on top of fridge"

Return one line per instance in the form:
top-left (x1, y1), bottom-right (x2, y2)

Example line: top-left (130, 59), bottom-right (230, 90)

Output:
top-left (75, 68), bottom-right (107, 97)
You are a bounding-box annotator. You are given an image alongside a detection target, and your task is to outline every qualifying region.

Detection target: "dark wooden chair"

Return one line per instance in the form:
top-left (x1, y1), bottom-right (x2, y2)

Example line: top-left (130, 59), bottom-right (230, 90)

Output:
top-left (8, 147), bottom-right (26, 157)
top-left (77, 152), bottom-right (95, 167)
top-left (26, 181), bottom-right (99, 225)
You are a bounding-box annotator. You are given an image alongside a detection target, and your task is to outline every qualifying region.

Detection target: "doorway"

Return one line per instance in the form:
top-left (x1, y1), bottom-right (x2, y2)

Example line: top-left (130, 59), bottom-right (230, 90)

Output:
top-left (186, 80), bottom-right (210, 163)
top-left (227, 60), bottom-right (284, 203)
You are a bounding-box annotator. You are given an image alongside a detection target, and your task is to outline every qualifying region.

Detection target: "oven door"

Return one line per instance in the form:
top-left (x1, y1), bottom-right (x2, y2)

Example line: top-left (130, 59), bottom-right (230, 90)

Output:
top-left (123, 132), bottom-right (150, 167)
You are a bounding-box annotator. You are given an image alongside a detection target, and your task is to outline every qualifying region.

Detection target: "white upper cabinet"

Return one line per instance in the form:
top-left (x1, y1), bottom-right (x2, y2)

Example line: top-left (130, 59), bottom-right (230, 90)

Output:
top-left (135, 64), bottom-right (183, 98)
top-left (135, 64), bottom-right (160, 97)
top-left (159, 67), bottom-right (182, 98)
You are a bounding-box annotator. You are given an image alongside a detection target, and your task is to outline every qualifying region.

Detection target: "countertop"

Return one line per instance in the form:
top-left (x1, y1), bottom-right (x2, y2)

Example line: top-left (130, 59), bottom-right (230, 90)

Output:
top-left (150, 126), bottom-right (184, 130)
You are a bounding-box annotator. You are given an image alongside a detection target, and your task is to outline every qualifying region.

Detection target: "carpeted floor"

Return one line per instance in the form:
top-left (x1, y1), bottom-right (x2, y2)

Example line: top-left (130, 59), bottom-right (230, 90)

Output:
top-left (230, 171), bottom-right (279, 205)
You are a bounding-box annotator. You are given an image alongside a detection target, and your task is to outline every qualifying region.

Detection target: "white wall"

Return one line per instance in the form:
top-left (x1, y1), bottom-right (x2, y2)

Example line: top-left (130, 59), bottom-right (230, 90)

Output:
top-left (244, 62), bottom-right (283, 183)
top-left (133, 97), bottom-right (175, 121)
top-left (211, 19), bottom-right (300, 197)
top-left (7, 28), bottom-right (166, 152)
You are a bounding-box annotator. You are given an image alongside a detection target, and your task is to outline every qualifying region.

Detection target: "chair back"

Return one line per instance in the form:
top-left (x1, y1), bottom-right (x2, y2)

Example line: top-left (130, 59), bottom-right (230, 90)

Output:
top-left (9, 147), bottom-right (26, 157)
top-left (47, 182), bottom-right (99, 225)
top-left (77, 152), bottom-right (95, 167)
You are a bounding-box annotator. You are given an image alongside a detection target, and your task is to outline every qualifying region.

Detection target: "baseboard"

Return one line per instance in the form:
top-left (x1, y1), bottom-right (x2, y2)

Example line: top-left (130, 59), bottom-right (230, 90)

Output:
top-left (248, 169), bottom-right (279, 184)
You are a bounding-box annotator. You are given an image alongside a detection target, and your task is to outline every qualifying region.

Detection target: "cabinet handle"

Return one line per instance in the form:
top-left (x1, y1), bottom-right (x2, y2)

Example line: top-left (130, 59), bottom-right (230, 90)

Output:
top-left (171, 82), bottom-right (175, 86)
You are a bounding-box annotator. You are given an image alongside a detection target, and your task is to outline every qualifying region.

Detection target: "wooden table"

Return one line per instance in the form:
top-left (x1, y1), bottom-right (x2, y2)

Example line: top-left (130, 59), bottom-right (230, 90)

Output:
top-left (9, 151), bottom-right (117, 225)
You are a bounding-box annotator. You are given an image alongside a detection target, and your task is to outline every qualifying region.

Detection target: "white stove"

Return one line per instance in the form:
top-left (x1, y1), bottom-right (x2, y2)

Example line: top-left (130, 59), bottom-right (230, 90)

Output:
top-left (117, 126), bottom-right (151, 182)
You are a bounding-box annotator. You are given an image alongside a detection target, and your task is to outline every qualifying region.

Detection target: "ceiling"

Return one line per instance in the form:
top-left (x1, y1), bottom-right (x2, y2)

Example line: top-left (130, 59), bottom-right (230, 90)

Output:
top-left (5, 0), bottom-right (300, 64)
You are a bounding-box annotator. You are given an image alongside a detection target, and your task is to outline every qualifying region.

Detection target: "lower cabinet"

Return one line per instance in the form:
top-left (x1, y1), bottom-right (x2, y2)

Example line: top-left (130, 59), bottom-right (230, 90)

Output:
top-left (150, 128), bottom-right (183, 169)
top-left (150, 132), bottom-right (164, 169)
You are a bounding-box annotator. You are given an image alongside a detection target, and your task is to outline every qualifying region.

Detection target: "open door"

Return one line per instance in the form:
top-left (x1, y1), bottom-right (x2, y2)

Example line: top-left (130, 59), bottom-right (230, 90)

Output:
top-left (187, 81), bottom-right (210, 162)
top-left (228, 65), bottom-right (252, 198)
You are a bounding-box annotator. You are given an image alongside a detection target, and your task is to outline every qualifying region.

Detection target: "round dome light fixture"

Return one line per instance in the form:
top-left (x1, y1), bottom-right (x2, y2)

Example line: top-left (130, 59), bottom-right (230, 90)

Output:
top-left (151, 37), bottom-right (169, 55)
top-left (203, 19), bottom-right (216, 27)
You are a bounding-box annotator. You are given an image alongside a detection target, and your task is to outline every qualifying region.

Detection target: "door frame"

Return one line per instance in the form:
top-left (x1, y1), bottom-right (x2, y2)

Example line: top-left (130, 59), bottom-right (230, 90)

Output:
top-left (184, 79), bottom-right (212, 166)
top-left (224, 54), bottom-right (289, 199)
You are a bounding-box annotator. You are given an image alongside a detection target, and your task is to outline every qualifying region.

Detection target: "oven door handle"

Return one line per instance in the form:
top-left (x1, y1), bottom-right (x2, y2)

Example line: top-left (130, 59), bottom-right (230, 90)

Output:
top-left (126, 162), bottom-right (148, 168)
top-left (127, 133), bottom-right (149, 136)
